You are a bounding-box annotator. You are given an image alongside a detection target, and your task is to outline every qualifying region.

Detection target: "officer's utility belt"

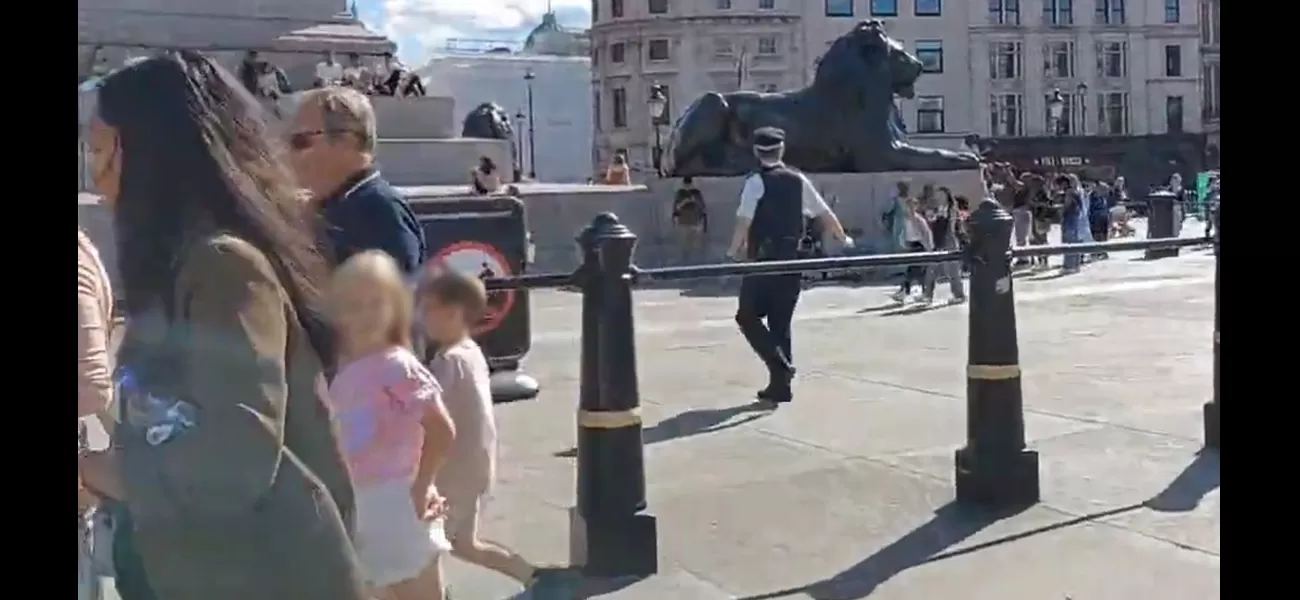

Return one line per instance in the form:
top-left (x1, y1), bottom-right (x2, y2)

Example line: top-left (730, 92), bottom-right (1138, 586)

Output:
top-left (748, 237), bottom-right (800, 262)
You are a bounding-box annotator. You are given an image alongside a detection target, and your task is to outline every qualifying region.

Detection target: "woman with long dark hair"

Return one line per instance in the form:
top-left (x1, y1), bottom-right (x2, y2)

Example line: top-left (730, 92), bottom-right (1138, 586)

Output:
top-left (76, 51), bottom-right (366, 600)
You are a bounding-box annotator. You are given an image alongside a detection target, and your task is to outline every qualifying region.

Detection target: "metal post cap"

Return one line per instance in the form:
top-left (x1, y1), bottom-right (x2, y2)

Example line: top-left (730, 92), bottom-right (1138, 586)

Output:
top-left (968, 198), bottom-right (1013, 225)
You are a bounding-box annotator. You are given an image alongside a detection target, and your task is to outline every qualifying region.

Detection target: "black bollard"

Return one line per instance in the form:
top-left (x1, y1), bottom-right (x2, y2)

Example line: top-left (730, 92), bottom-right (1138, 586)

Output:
top-left (1203, 214), bottom-right (1219, 449)
top-left (955, 200), bottom-right (1041, 509)
top-left (569, 213), bottom-right (658, 577)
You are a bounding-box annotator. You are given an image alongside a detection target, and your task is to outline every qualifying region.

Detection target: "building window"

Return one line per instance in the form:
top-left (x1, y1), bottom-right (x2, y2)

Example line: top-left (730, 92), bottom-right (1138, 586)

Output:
top-left (758, 36), bottom-right (779, 55)
top-left (916, 96), bottom-right (945, 133)
top-left (825, 0), bottom-right (853, 16)
top-left (648, 0), bottom-right (668, 15)
top-left (1202, 63), bottom-right (1219, 120)
top-left (1095, 0), bottom-right (1125, 25)
top-left (1166, 96), bottom-right (1184, 132)
top-left (716, 0), bottom-right (731, 8)
top-left (1043, 41), bottom-right (1074, 79)
top-left (612, 87), bottom-right (628, 128)
top-left (759, 0), bottom-right (775, 9)
top-left (714, 38), bottom-right (734, 57)
top-left (1043, 0), bottom-right (1072, 25)
top-left (990, 93), bottom-right (1023, 136)
top-left (648, 39), bottom-right (671, 61)
top-left (871, 0), bottom-right (898, 17)
top-left (593, 90), bottom-right (602, 131)
top-left (1164, 44), bottom-right (1182, 77)
top-left (1200, 1), bottom-right (1218, 46)
top-left (610, 42), bottom-right (626, 63)
top-left (989, 42), bottom-right (1022, 80)
top-left (1165, 0), bottom-right (1180, 23)
top-left (1095, 41), bottom-right (1126, 78)
top-left (916, 41), bottom-right (943, 73)
top-left (1044, 92), bottom-right (1074, 135)
top-left (988, 0), bottom-right (1021, 25)
top-left (612, 0), bottom-right (624, 18)
top-left (1096, 92), bottom-right (1128, 134)
top-left (915, 0), bottom-right (941, 16)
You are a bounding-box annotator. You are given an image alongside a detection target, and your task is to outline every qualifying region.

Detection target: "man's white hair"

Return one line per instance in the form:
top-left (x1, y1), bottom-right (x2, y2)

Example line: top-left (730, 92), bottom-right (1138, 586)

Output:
top-left (295, 87), bottom-right (377, 153)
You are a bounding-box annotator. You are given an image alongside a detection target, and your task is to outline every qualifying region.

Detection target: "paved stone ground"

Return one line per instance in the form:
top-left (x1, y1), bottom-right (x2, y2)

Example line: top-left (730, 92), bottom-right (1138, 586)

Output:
top-left (95, 223), bottom-right (1220, 599)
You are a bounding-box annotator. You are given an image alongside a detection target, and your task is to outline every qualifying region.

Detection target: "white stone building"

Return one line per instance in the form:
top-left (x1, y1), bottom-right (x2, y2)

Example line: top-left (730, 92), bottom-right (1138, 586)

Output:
top-left (418, 52), bottom-right (594, 183)
top-left (590, 0), bottom-right (1204, 171)
top-left (1199, 0), bottom-right (1219, 157)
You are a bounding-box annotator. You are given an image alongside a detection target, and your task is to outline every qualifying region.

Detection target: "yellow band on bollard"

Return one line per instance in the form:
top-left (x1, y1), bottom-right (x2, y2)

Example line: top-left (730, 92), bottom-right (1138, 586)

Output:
top-left (967, 364), bottom-right (1021, 380)
top-left (578, 408), bottom-right (643, 429)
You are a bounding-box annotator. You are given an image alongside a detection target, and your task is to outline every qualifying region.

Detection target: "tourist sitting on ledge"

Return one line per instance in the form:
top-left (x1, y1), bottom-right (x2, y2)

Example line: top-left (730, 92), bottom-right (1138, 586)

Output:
top-left (602, 153), bottom-right (631, 185)
top-left (314, 51), bottom-right (344, 88)
top-left (375, 52), bottom-right (427, 97)
top-left (470, 157), bottom-right (505, 195)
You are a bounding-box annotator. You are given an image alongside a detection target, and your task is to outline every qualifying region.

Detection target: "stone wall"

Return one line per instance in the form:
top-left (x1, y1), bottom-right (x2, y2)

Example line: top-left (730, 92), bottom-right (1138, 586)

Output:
top-left (78, 170), bottom-right (985, 294)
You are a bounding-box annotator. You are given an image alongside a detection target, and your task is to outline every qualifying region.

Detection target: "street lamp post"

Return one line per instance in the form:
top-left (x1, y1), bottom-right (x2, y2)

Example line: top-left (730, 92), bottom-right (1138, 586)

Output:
top-left (647, 83), bottom-right (667, 176)
top-left (1076, 82), bottom-right (1088, 135)
top-left (1047, 88), bottom-right (1065, 137)
top-left (524, 69), bottom-right (537, 180)
top-left (513, 110), bottom-right (526, 182)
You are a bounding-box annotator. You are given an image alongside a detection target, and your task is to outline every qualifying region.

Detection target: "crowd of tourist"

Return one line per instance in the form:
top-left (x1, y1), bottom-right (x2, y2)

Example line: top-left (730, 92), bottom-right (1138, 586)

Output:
top-left (77, 51), bottom-right (571, 600)
top-left (235, 49), bottom-right (427, 104)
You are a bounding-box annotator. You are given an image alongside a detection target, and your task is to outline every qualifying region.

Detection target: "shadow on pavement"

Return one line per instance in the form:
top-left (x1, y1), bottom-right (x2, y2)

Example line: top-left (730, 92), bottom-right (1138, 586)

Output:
top-left (554, 403), bottom-right (772, 458)
top-left (737, 501), bottom-right (1141, 600)
top-left (738, 448), bottom-right (1218, 600)
top-left (1143, 450), bottom-right (1220, 513)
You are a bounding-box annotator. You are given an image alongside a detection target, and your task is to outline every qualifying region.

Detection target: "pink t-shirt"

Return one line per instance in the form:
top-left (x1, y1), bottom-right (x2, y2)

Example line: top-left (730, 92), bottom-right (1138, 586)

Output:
top-left (328, 347), bottom-right (444, 486)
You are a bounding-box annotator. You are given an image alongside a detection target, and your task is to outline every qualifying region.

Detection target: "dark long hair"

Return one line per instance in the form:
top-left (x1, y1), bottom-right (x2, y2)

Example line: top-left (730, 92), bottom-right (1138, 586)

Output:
top-left (97, 51), bottom-right (334, 365)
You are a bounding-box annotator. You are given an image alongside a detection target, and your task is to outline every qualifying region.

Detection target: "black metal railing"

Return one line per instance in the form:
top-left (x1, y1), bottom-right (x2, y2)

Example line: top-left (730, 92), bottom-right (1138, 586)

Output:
top-left (482, 201), bottom-right (1219, 578)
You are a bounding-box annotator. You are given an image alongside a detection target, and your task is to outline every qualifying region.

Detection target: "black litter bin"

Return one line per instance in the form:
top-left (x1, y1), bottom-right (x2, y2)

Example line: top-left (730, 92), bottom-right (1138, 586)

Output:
top-left (1144, 190), bottom-right (1181, 260)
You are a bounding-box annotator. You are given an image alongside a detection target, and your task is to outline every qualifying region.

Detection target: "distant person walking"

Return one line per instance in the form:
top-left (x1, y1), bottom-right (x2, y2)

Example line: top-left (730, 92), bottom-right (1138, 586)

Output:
top-left (921, 187), bottom-right (966, 305)
top-left (287, 86), bottom-right (427, 276)
top-left (890, 196), bottom-right (934, 304)
top-left (672, 176), bottom-right (709, 265)
top-left (77, 51), bottom-right (366, 600)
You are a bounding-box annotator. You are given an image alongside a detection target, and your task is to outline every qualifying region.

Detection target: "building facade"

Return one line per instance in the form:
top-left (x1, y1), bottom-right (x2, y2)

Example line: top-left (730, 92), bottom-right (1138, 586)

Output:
top-left (417, 53), bottom-right (594, 183)
top-left (1199, 0), bottom-right (1219, 161)
top-left (589, 0), bottom-right (1203, 173)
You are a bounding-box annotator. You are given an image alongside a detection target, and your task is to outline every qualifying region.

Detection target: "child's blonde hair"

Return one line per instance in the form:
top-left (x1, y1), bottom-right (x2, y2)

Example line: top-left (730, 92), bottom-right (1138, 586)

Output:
top-left (329, 250), bottom-right (413, 349)
top-left (417, 269), bottom-right (488, 325)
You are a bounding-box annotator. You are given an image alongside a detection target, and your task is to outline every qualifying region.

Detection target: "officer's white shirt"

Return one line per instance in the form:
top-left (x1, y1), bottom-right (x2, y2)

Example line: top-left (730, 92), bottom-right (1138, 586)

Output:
top-left (736, 164), bottom-right (832, 220)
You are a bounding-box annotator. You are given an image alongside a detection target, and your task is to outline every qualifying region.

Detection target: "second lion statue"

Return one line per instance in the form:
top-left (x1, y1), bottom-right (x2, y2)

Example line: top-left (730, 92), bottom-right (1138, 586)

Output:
top-left (664, 20), bottom-right (979, 176)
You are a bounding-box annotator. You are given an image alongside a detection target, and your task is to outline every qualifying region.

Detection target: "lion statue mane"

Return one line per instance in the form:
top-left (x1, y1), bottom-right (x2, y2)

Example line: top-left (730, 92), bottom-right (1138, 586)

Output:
top-left (461, 102), bottom-right (514, 140)
top-left (664, 20), bottom-right (979, 176)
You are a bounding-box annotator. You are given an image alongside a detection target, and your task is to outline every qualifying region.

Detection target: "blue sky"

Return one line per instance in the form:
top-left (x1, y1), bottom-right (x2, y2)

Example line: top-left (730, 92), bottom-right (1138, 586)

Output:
top-left (355, 0), bottom-right (592, 62)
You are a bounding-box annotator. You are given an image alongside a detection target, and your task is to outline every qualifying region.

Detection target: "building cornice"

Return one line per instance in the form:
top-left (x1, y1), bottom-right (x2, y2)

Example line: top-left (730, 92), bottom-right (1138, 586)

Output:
top-left (591, 14), bottom-right (800, 35)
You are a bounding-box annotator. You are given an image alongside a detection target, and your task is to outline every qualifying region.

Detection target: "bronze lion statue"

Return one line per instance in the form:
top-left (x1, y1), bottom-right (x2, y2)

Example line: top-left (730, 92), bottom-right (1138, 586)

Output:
top-left (461, 102), bottom-right (514, 140)
top-left (664, 20), bottom-right (979, 176)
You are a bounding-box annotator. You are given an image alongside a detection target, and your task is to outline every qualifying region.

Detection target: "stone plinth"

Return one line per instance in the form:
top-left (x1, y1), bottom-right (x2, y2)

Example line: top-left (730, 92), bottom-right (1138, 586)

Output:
top-left (400, 170), bottom-right (985, 273)
top-left (372, 96), bottom-right (456, 139)
top-left (378, 138), bottom-right (512, 186)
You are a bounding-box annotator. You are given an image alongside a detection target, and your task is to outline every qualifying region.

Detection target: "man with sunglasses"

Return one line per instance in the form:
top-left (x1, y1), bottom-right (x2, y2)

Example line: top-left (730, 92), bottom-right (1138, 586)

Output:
top-left (287, 87), bottom-right (426, 277)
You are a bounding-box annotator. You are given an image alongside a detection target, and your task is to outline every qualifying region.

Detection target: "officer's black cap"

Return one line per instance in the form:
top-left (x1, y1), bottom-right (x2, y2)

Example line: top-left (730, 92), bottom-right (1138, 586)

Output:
top-left (752, 126), bottom-right (785, 151)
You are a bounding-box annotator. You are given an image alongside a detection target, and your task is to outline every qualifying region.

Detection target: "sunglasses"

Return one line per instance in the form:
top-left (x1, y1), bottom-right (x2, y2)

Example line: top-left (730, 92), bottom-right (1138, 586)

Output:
top-left (286, 129), bottom-right (360, 151)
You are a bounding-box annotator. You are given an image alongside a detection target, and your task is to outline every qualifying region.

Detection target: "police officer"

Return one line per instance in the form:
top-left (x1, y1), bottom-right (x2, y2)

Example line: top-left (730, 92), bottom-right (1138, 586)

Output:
top-left (727, 127), bottom-right (853, 405)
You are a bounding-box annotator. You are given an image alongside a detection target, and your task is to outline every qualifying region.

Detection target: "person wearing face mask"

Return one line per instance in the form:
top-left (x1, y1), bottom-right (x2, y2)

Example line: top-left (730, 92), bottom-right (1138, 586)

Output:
top-left (727, 127), bottom-right (853, 406)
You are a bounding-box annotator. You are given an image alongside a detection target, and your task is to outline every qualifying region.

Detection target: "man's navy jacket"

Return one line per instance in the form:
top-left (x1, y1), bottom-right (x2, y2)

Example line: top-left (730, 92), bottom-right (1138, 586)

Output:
top-left (319, 168), bottom-right (427, 276)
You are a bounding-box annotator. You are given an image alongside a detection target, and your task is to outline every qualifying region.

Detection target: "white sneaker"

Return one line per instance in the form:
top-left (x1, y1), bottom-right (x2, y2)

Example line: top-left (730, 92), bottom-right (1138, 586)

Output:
top-left (890, 290), bottom-right (908, 303)
top-left (916, 295), bottom-right (934, 307)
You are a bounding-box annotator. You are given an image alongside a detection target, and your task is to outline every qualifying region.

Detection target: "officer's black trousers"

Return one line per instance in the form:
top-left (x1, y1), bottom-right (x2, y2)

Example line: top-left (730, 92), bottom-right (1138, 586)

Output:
top-left (735, 273), bottom-right (802, 382)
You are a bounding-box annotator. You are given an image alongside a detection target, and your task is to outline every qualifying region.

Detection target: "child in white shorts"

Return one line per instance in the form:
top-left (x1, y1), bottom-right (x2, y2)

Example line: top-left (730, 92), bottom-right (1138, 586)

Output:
top-left (419, 270), bottom-right (575, 598)
top-left (327, 252), bottom-right (458, 600)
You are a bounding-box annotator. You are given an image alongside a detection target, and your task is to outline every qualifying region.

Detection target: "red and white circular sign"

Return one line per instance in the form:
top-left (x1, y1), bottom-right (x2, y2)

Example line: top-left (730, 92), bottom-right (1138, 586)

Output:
top-left (430, 241), bottom-right (516, 335)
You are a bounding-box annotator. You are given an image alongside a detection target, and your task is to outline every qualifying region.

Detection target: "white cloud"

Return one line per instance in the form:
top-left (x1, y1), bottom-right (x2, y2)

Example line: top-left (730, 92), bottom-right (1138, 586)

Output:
top-left (363, 0), bottom-right (591, 62)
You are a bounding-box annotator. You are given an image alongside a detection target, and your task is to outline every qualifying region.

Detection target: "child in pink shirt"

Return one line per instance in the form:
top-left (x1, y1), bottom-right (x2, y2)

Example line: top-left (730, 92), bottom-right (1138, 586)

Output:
top-left (328, 251), bottom-right (456, 600)
top-left (417, 270), bottom-right (574, 598)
